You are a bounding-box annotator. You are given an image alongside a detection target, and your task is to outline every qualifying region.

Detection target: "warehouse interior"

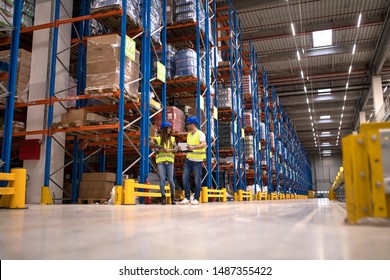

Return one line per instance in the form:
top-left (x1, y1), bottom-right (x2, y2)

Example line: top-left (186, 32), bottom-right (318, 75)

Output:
top-left (0, 0), bottom-right (390, 260)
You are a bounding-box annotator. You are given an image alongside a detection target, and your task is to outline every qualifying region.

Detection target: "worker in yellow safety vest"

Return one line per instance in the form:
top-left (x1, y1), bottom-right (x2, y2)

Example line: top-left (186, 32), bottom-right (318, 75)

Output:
top-left (179, 116), bottom-right (206, 205)
top-left (153, 121), bottom-right (177, 205)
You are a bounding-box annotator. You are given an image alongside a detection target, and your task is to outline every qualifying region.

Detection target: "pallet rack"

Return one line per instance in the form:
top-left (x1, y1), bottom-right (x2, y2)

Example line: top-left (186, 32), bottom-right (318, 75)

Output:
top-left (0, 0), bottom-right (313, 203)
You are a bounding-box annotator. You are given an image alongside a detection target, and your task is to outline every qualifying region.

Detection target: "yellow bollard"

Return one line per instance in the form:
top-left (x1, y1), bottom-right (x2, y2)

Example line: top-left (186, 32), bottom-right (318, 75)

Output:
top-left (238, 190), bottom-right (243, 201)
top-left (124, 179), bottom-right (135, 205)
top-left (41, 186), bottom-right (53, 205)
top-left (9, 168), bottom-right (27, 208)
top-left (114, 185), bottom-right (124, 205)
top-left (222, 188), bottom-right (227, 202)
top-left (202, 187), bottom-right (208, 203)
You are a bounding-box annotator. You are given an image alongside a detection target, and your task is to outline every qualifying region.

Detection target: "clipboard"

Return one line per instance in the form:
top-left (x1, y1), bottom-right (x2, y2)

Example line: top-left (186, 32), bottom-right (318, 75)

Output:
top-left (177, 142), bottom-right (188, 151)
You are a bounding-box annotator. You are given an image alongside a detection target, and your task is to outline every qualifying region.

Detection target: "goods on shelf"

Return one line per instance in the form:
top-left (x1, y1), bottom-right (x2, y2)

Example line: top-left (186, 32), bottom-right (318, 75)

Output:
top-left (152, 44), bottom-right (176, 80)
top-left (174, 48), bottom-right (197, 78)
top-left (244, 111), bottom-right (252, 128)
top-left (92, 0), bottom-right (142, 27)
top-left (245, 135), bottom-right (253, 157)
top-left (0, 0), bottom-right (35, 28)
top-left (0, 48), bottom-right (31, 101)
top-left (218, 87), bottom-right (232, 108)
top-left (260, 122), bottom-right (266, 140)
top-left (79, 172), bottom-right (116, 199)
top-left (270, 132), bottom-right (275, 149)
top-left (218, 121), bottom-right (233, 147)
top-left (154, 106), bottom-right (185, 132)
top-left (60, 108), bottom-right (109, 127)
top-left (67, 76), bottom-right (77, 108)
top-left (166, 0), bottom-right (175, 25)
top-left (85, 34), bottom-right (140, 100)
top-left (242, 75), bottom-right (251, 96)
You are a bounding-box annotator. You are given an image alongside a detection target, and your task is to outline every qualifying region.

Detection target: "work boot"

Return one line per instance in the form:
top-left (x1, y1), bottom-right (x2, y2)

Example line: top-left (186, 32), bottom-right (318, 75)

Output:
top-left (161, 196), bottom-right (166, 205)
top-left (171, 196), bottom-right (176, 205)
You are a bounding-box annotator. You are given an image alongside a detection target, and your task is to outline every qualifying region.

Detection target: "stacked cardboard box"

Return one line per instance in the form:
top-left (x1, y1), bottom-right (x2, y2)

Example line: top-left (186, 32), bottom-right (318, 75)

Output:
top-left (242, 75), bottom-right (252, 97)
top-left (245, 135), bottom-right (254, 158)
top-left (79, 172), bottom-right (116, 199)
top-left (61, 108), bottom-right (108, 127)
top-left (154, 106), bottom-right (185, 132)
top-left (166, 0), bottom-right (175, 24)
top-left (86, 34), bottom-right (140, 100)
top-left (218, 88), bottom-right (232, 108)
top-left (0, 48), bottom-right (31, 101)
top-left (244, 111), bottom-right (252, 128)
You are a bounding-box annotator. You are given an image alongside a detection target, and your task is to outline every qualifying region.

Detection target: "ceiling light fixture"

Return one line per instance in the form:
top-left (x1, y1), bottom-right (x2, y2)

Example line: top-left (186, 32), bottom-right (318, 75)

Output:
top-left (321, 131), bottom-right (330, 135)
top-left (357, 13), bottom-right (362, 28)
top-left (352, 44), bottom-right (356, 55)
top-left (291, 23), bottom-right (296, 36)
top-left (346, 82), bottom-right (349, 89)
top-left (301, 70), bottom-right (304, 79)
top-left (349, 65), bottom-right (352, 74)
top-left (297, 50), bottom-right (300, 61)
top-left (320, 115), bottom-right (331, 119)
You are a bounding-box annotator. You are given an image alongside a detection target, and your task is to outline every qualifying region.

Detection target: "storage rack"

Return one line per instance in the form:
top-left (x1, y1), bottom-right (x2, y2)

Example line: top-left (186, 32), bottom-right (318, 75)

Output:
top-left (0, 0), bottom-right (313, 202)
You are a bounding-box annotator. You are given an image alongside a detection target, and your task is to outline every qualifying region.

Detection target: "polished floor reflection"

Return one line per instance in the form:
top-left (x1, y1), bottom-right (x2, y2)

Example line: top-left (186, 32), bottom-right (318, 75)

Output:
top-left (1, 198), bottom-right (389, 259)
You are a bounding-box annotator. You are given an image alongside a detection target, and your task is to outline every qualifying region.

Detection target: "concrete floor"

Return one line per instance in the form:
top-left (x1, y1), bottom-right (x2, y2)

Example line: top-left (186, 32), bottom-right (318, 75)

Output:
top-left (0, 198), bottom-right (389, 260)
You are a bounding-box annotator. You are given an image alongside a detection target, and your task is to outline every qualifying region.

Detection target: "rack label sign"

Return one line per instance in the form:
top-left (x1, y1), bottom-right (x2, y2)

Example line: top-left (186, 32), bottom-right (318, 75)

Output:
top-left (125, 36), bottom-right (136, 61)
top-left (157, 62), bottom-right (166, 83)
top-left (213, 106), bottom-right (218, 120)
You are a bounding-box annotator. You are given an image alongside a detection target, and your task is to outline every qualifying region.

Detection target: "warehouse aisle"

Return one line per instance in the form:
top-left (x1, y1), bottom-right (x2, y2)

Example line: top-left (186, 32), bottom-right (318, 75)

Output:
top-left (1, 199), bottom-right (389, 260)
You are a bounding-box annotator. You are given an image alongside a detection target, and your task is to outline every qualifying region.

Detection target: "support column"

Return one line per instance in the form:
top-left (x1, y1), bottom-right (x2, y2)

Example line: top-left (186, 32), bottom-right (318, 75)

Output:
top-left (372, 76), bottom-right (384, 120)
top-left (359, 111), bottom-right (366, 124)
top-left (24, 0), bottom-right (73, 203)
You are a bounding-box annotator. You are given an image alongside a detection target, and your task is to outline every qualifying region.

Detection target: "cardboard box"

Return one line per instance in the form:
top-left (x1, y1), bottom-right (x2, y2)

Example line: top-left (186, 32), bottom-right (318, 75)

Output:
top-left (87, 34), bottom-right (121, 48)
top-left (80, 181), bottom-right (114, 190)
top-left (82, 172), bottom-right (116, 183)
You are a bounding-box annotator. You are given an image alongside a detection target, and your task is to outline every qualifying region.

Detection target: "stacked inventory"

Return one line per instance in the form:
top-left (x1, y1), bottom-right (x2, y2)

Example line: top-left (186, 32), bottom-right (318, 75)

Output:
top-left (79, 172), bottom-right (116, 200)
top-left (244, 111), bottom-right (252, 128)
top-left (0, 0), bottom-right (35, 28)
top-left (242, 75), bottom-right (251, 97)
top-left (218, 87), bottom-right (232, 108)
top-left (150, 0), bottom-right (163, 45)
top-left (92, 0), bottom-right (142, 27)
top-left (85, 34), bottom-right (140, 100)
top-left (245, 135), bottom-right (254, 158)
top-left (174, 48), bottom-right (197, 78)
top-left (218, 122), bottom-right (233, 148)
top-left (0, 48), bottom-right (31, 101)
top-left (152, 44), bottom-right (176, 80)
top-left (154, 106), bottom-right (185, 132)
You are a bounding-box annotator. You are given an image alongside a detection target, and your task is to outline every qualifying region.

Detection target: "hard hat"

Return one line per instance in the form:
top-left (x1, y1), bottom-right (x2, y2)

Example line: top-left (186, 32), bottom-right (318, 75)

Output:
top-left (186, 115), bottom-right (199, 125)
top-left (160, 121), bottom-right (172, 129)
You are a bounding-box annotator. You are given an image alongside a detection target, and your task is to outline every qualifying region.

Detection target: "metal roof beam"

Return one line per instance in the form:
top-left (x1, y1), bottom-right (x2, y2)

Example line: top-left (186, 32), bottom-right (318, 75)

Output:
top-left (256, 43), bottom-right (375, 63)
top-left (369, 8), bottom-right (390, 75)
top-left (241, 15), bottom-right (383, 41)
top-left (226, 0), bottom-right (286, 10)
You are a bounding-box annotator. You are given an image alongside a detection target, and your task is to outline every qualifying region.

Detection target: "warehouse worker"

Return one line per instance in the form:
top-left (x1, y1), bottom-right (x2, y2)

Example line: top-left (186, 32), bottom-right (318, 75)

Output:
top-left (180, 116), bottom-right (206, 205)
top-left (153, 121), bottom-right (177, 205)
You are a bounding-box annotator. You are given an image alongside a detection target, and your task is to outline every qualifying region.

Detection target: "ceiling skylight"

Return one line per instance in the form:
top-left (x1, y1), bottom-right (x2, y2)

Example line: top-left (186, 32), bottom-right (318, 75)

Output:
top-left (313, 29), bottom-right (332, 48)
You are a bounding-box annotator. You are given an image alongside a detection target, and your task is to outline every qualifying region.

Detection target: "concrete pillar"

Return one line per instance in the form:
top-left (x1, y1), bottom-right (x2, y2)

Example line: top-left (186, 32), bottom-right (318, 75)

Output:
top-left (372, 76), bottom-right (384, 120)
top-left (359, 111), bottom-right (366, 124)
top-left (24, 0), bottom-right (73, 203)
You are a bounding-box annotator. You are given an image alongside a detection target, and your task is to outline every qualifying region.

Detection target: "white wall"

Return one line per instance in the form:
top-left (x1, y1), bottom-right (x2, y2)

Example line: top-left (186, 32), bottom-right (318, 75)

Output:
top-left (310, 153), bottom-right (342, 197)
top-left (24, 0), bottom-right (73, 203)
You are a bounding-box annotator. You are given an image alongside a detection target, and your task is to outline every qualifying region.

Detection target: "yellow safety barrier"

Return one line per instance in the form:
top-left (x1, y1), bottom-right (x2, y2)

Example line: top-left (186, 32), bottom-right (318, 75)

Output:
top-left (237, 189), bottom-right (253, 201)
top-left (286, 194), bottom-right (291, 199)
top-left (256, 192), bottom-right (268, 200)
top-left (201, 187), bottom-right (227, 203)
top-left (343, 122), bottom-right (390, 224)
top-left (269, 192), bottom-right (278, 200)
top-left (279, 193), bottom-right (285, 200)
top-left (329, 167), bottom-right (344, 201)
top-left (119, 179), bottom-right (172, 205)
top-left (308, 190), bottom-right (315, 198)
top-left (0, 168), bottom-right (27, 209)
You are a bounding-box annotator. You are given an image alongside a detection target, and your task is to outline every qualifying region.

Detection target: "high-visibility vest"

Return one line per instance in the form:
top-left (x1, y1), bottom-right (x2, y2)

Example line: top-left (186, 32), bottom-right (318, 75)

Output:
top-left (186, 130), bottom-right (206, 161)
top-left (156, 136), bottom-right (175, 163)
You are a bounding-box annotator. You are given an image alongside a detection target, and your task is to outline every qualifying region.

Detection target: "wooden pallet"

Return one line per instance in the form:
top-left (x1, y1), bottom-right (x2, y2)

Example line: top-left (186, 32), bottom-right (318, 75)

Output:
top-left (85, 85), bottom-right (139, 103)
top-left (77, 198), bottom-right (108, 204)
top-left (91, 5), bottom-right (141, 32)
